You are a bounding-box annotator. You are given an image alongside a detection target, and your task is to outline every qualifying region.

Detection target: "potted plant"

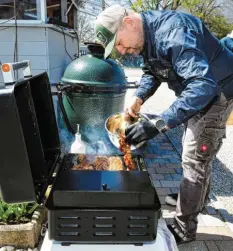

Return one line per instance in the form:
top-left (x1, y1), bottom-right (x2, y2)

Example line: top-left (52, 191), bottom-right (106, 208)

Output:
top-left (0, 199), bottom-right (46, 249)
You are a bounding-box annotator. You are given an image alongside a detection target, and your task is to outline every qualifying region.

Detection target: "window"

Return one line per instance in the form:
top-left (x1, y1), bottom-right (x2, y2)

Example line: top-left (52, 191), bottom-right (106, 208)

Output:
top-left (46, 0), bottom-right (61, 20)
top-left (0, 0), bottom-right (41, 20)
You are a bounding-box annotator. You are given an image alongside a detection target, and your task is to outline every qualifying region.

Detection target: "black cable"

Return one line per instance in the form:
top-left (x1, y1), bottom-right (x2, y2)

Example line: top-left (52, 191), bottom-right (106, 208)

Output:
top-left (13, 0), bottom-right (18, 78)
top-left (73, 28), bottom-right (80, 58)
top-left (0, 12), bottom-right (18, 24)
top-left (61, 27), bottom-right (73, 60)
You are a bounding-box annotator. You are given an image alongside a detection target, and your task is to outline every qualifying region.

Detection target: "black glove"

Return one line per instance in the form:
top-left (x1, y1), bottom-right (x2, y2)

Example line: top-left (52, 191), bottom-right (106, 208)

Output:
top-left (125, 120), bottom-right (160, 145)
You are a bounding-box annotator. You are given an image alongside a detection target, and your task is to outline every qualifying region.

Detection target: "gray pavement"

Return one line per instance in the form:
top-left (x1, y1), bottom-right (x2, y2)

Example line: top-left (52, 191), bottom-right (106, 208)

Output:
top-left (125, 67), bottom-right (233, 251)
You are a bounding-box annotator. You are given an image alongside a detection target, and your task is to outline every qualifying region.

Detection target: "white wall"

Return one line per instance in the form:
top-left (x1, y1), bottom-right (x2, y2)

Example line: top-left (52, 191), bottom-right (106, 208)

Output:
top-left (0, 24), bottom-right (77, 85)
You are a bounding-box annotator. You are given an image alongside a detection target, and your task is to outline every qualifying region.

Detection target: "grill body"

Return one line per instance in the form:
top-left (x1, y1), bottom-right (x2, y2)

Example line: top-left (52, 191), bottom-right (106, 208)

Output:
top-left (45, 154), bottom-right (161, 245)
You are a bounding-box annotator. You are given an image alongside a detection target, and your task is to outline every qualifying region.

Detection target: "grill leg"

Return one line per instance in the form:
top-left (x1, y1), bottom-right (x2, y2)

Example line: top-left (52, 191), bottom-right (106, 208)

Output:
top-left (134, 243), bottom-right (143, 246)
top-left (61, 242), bottom-right (71, 246)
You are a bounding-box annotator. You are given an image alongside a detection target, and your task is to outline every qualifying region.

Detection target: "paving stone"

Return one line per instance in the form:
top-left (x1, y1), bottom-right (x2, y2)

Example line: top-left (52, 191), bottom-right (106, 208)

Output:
top-left (160, 142), bottom-right (172, 146)
top-left (218, 208), bottom-right (233, 223)
top-left (166, 163), bottom-right (182, 168)
top-left (152, 180), bottom-right (161, 188)
top-left (154, 149), bottom-right (175, 155)
top-left (170, 187), bottom-right (180, 193)
top-left (164, 174), bottom-right (173, 180)
top-left (151, 158), bottom-right (171, 164)
top-left (179, 241), bottom-right (209, 251)
top-left (173, 154), bottom-right (181, 158)
top-left (147, 167), bottom-right (156, 174)
top-left (223, 225), bottom-right (233, 240)
top-left (197, 214), bottom-right (206, 227)
top-left (156, 188), bottom-right (171, 196)
top-left (144, 154), bottom-right (160, 158)
top-left (215, 241), bottom-right (233, 251)
top-left (159, 196), bottom-right (166, 205)
top-left (171, 174), bottom-right (182, 181)
top-left (160, 180), bottom-right (180, 188)
top-left (205, 205), bottom-right (218, 215)
top-left (150, 173), bottom-right (165, 180)
top-left (145, 158), bottom-right (151, 165)
top-left (196, 227), bottom-right (233, 240)
top-left (157, 154), bottom-right (174, 158)
top-left (155, 167), bottom-right (176, 174)
top-left (201, 215), bottom-right (225, 227)
top-left (148, 163), bottom-right (161, 168)
top-left (158, 146), bottom-right (174, 150)
top-left (176, 168), bottom-right (183, 174)
top-left (226, 222), bottom-right (233, 234)
top-left (169, 158), bottom-right (181, 164)
top-left (147, 148), bottom-right (154, 154)
top-left (204, 241), bottom-right (220, 251)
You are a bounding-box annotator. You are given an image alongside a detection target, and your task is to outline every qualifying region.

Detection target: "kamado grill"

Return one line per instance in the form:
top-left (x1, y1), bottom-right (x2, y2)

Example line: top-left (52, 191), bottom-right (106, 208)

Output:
top-left (0, 54), bottom-right (161, 246)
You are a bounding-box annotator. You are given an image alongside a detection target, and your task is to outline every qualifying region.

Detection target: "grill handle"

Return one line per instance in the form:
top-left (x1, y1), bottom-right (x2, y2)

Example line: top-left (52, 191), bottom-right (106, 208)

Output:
top-left (57, 90), bottom-right (75, 134)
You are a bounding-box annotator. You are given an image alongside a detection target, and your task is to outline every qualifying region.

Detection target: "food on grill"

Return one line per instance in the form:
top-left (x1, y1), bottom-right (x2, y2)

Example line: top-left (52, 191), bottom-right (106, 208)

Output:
top-left (95, 156), bottom-right (109, 170)
top-left (108, 157), bottom-right (124, 171)
top-left (72, 154), bottom-right (128, 171)
top-left (72, 164), bottom-right (94, 170)
top-left (119, 134), bottom-right (136, 170)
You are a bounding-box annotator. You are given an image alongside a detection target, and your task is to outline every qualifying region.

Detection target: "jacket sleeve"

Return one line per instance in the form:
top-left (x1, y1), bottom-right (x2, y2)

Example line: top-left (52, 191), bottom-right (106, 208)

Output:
top-left (158, 27), bottom-right (221, 128)
top-left (135, 64), bottom-right (161, 103)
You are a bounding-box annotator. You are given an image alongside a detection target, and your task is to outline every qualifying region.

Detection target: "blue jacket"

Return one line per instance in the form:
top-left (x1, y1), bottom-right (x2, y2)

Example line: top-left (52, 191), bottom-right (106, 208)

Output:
top-left (136, 10), bottom-right (233, 128)
top-left (220, 36), bottom-right (233, 53)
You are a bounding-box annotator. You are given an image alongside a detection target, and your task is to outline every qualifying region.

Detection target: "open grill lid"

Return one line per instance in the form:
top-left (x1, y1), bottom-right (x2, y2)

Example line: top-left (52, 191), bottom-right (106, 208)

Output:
top-left (0, 72), bottom-right (60, 204)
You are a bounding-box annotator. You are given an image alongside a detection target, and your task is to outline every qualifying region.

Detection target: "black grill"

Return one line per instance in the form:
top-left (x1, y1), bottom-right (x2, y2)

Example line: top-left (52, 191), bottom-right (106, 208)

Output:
top-left (0, 72), bottom-right (161, 245)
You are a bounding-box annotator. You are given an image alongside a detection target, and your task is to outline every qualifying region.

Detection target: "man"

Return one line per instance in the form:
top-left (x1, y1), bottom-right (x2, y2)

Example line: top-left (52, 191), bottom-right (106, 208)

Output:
top-left (95, 5), bottom-right (233, 244)
top-left (221, 30), bottom-right (233, 53)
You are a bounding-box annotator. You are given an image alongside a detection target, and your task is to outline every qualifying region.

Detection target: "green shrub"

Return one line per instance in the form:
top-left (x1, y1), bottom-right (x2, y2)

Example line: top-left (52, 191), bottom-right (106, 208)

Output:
top-left (0, 199), bottom-right (38, 225)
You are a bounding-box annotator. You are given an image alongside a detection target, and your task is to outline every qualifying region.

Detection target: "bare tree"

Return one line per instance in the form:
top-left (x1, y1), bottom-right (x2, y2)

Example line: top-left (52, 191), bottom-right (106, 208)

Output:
top-left (77, 13), bottom-right (95, 43)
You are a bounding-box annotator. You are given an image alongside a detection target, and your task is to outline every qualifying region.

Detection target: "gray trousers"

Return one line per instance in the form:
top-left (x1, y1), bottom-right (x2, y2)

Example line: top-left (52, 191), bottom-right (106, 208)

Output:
top-left (175, 93), bottom-right (233, 235)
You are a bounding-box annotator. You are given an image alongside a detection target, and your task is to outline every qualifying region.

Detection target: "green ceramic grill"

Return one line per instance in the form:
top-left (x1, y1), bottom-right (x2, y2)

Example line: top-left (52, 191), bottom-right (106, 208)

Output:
top-left (58, 44), bottom-right (128, 142)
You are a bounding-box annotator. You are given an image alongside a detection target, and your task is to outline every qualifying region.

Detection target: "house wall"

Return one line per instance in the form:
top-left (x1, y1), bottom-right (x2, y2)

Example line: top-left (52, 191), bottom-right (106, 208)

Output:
top-left (0, 24), bottom-right (77, 86)
top-left (47, 28), bottom-right (78, 84)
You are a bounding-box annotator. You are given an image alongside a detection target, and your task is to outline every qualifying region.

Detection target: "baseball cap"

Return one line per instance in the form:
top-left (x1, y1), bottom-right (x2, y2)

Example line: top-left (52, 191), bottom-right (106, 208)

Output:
top-left (95, 5), bottom-right (126, 59)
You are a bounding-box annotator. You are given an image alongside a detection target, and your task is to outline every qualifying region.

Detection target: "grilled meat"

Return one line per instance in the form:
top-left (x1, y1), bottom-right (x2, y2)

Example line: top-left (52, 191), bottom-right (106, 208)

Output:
top-left (119, 134), bottom-right (136, 170)
top-left (73, 154), bottom-right (127, 171)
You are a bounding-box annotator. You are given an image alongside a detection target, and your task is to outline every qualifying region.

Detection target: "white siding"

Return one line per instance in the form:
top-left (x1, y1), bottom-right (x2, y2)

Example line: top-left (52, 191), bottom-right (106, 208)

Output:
top-left (0, 25), bottom-right (77, 85)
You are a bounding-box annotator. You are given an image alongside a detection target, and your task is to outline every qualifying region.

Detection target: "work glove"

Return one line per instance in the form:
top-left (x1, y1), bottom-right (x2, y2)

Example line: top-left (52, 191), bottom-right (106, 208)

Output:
top-left (125, 120), bottom-right (159, 145)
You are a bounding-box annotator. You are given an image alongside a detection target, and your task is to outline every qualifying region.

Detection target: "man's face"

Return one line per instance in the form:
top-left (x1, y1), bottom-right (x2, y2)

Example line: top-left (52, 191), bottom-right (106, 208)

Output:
top-left (114, 16), bottom-right (144, 56)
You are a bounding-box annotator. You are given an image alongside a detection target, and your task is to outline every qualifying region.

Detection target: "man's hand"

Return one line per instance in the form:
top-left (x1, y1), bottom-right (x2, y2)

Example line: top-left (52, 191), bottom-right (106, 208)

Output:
top-left (125, 120), bottom-right (160, 145)
top-left (125, 96), bottom-right (143, 118)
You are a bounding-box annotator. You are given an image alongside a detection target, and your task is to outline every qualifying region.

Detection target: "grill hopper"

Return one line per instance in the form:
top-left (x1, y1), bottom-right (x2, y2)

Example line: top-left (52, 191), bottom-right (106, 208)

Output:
top-left (47, 154), bottom-right (159, 208)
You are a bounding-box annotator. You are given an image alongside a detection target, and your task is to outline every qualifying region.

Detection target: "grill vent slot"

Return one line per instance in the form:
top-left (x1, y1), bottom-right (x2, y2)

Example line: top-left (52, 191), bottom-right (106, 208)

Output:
top-left (128, 232), bottom-right (149, 236)
top-left (128, 216), bottom-right (150, 220)
top-left (93, 232), bottom-right (115, 236)
top-left (58, 232), bottom-right (80, 236)
top-left (94, 216), bottom-right (115, 220)
top-left (58, 224), bottom-right (80, 228)
top-left (57, 216), bottom-right (80, 220)
top-left (94, 224), bottom-right (115, 228)
top-left (128, 224), bottom-right (150, 228)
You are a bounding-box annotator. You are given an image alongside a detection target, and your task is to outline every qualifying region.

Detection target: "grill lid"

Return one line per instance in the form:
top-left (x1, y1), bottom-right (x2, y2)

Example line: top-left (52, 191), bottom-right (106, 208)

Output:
top-left (61, 43), bottom-right (126, 87)
top-left (0, 72), bottom-right (60, 204)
